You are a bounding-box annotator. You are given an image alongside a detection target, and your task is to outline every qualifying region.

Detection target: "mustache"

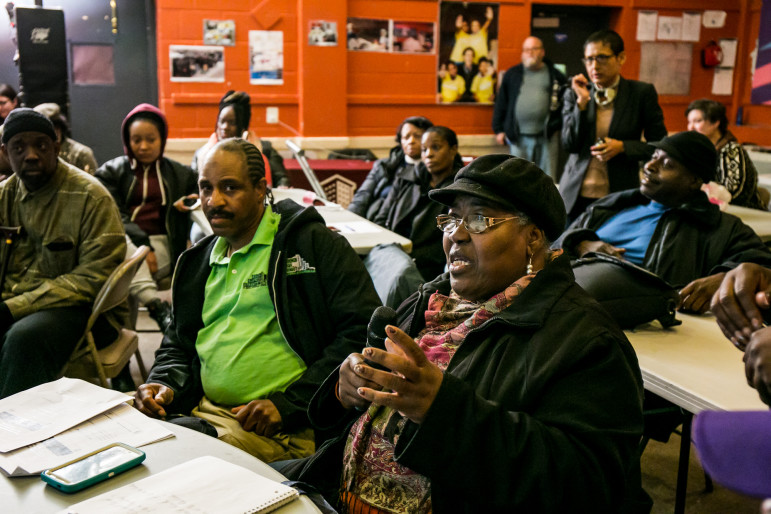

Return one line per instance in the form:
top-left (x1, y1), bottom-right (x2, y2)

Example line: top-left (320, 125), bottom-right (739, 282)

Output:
top-left (206, 208), bottom-right (234, 219)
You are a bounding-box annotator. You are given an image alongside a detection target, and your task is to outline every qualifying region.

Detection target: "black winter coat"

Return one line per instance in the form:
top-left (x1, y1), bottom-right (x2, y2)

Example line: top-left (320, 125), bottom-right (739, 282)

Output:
top-left (347, 145), bottom-right (411, 221)
top-left (301, 255), bottom-right (644, 512)
top-left (146, 199), bottom-right (381, 431)
top-left (373, 161), bottom-right (460, 280)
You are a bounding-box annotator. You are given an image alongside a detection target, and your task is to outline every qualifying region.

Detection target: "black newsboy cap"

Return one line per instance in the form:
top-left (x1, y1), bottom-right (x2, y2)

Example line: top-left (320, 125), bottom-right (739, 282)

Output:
top-left (429, 154), bottom-right (566, 241)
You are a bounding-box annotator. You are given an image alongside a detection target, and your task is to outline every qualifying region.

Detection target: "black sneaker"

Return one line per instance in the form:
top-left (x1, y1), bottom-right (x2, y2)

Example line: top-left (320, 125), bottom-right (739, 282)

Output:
top-left (111, 363), bottom-right (136, 392)
top-left (146, 298), bottom-right (172, 334)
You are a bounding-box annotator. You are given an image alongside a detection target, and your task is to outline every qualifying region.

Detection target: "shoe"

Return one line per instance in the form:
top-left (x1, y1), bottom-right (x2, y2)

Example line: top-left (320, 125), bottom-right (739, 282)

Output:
top-left (146, 298), bottom-right (172, 334)
top-left (111, 363), bottom-right (136, 393)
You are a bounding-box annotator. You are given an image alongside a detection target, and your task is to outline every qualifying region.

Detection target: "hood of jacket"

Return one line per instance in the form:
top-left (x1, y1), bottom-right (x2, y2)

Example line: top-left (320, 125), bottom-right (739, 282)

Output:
top-left (121, 103), bottom-right (168, 163)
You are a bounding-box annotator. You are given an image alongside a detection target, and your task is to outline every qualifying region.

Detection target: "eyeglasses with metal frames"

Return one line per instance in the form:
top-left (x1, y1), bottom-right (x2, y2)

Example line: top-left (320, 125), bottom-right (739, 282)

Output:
top-left (582, 54), bottom-right (615, 66)
top-left (436, 214), bottom-right (519, 234)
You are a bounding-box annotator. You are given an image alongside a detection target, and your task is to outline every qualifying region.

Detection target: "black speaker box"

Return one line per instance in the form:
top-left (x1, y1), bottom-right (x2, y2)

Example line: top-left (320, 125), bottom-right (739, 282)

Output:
top-left (15, 7), bottom-right (68, 117)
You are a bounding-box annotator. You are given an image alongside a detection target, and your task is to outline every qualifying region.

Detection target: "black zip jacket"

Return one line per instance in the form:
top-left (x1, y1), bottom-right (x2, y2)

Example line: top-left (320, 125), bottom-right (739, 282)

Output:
top-left (96, 156), bottom-right (198, 267)
top-left (373, 160), bottom-right (461, 280)
top-left (301, 255), bottom-right (644, 512)
top-left (146, 199), bottom-right (381, 431)
top-left (556, 189), bottom-right (771, 289)
top-left (347, 145), bottom-right (408, 221)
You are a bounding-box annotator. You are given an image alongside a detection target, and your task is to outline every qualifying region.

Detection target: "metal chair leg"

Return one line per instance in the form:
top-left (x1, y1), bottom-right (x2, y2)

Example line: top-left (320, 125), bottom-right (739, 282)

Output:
top-left (675, 413), bottom-right (693, 514)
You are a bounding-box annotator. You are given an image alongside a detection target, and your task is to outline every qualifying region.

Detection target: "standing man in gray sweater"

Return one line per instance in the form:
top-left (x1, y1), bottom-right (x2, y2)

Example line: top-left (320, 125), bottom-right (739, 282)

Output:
top-left (492, 36), bottom-right (566, 180)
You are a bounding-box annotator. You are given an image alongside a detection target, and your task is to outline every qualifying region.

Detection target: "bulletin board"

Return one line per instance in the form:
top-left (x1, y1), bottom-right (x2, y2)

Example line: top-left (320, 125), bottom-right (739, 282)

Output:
top-left (639, 42), bottom-right (692, 95)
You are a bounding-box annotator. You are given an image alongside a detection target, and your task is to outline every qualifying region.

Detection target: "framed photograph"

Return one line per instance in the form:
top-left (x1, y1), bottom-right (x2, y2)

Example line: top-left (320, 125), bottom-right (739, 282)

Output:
top-left (203, 19), bottom-right (235, 46)
top-left (437, 2), bottom-right (500, 104)
top-left (169, 45), bottom-right (224, 82)
top-left (392, 21), bottom-right (434, 53)
top-left (309, 20), bottom-right (338, 47)
top-left (347, 18), bottom-right (390, 52)
top-left (249, 30), bottom-right (283, 85)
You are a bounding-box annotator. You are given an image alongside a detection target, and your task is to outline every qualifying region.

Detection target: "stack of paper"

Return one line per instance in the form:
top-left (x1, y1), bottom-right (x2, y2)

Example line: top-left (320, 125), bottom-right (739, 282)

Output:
top-left (60, 456), bottom-right (299, 514)
top-left (0, 378), bottom-right (174, 476)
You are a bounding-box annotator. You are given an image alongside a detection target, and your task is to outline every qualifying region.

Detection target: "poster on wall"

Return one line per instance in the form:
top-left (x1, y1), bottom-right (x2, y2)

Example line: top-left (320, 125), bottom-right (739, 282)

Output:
top-left (347, 18), bottom-right (390, 51)
top-left (752, 0), bottom-right (771, 104)
top-left (249, 30), bottom-right (283, 85)
top-left (203, 19), bottom-right (235, 46)
top-left (392, 21), bottom-right (434, 53)
top-left (309, 21), bottom-right (338, 46)
top-left (170, 45), bottom-right (225, 82)
top-left (437, 2), bottom-right (500, 104)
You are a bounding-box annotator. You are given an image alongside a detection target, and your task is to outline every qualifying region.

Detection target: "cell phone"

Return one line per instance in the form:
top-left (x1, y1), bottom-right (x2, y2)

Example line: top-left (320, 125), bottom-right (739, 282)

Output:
top-left (183, 197), bottom-right (201, 209)
top-left (41, 442), bottom-right (146, 493)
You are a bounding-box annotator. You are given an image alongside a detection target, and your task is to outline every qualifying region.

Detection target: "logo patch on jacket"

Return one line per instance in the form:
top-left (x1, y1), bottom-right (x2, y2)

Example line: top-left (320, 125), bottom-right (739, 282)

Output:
top-left (243, 273), bottom-right (268, 289)
top-left (286, 254), bottom-right (315, 275)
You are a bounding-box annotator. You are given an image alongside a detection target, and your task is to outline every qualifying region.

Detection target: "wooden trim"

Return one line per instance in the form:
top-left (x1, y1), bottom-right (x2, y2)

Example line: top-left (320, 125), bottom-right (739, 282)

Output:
top-left (170, 93), bottom-right (299, 105)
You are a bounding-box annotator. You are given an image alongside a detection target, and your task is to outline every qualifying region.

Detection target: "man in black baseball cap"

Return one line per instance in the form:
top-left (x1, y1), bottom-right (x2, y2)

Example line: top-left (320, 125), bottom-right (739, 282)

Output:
top-left (557, 130), bottom-right (771, 314)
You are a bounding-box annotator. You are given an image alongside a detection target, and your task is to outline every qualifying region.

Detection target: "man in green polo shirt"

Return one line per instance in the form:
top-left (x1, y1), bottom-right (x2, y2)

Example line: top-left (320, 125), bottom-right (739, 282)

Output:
top-left (134, 138), bottom-right (381, 462)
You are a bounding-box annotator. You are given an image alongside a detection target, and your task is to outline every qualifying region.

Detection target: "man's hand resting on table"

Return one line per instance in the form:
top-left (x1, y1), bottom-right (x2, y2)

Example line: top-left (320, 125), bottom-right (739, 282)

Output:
top-left (711, 263), bottom-right (771, 350)
top-left (134, 383), bottom-right (174, 418)
top-left (744, 329), bottom-right (771, 407)
top-left (678, 273), bottom-right (725, 314)
top-left (232, 400), bottom-right (282, 437)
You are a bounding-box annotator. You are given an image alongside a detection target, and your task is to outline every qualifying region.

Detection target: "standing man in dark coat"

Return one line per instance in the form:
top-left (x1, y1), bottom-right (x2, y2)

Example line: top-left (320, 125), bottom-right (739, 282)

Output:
top-left (493, 36), bottom-right (566, 181)
top-left (559, 29), bottom-right (667, 223)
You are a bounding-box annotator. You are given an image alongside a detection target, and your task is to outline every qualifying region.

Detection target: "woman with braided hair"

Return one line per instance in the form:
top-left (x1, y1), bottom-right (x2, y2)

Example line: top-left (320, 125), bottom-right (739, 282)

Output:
top-left (192, 90), bottom-right (290, 188)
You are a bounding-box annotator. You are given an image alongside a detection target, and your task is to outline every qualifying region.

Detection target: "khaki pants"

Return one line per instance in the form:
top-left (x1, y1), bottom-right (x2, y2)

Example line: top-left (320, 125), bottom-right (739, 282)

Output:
top-left (192, 396), bottom-right (315, 463)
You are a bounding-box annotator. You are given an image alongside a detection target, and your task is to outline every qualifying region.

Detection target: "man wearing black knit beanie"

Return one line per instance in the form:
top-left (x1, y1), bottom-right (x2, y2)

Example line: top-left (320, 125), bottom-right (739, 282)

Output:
top-left (0, 108), bottom-right (127, 398)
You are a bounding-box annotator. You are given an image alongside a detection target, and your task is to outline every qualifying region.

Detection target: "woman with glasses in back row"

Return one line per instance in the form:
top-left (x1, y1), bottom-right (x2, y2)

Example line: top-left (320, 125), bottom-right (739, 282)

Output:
top-left (559, 29), bottom-right (667, 225)
top-left (275, 155), bottom-right (646, 513)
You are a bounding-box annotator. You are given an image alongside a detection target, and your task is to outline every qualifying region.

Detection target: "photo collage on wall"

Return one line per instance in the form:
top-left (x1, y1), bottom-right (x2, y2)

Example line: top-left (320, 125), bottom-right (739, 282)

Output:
top-left (346, 18), bottom-right (434, 54)
top-left (168, 19), bottom-right (284, 85)
top-left (437, 1), bottom-right (499, 104)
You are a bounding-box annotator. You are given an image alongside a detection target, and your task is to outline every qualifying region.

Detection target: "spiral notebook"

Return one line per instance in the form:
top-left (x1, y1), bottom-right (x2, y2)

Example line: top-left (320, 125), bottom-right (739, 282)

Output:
top-left (59, 456), bottom-right (300, 514)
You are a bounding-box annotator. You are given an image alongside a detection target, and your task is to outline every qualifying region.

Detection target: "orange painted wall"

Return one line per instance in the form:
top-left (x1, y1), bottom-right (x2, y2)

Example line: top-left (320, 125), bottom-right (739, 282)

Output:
top-left (156, 0), bottom-right (770, 145)
top-left (156, 0), bottom-right (300, 139)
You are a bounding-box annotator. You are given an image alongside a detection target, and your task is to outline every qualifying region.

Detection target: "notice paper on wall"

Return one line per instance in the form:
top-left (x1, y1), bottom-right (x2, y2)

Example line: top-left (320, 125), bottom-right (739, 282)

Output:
top-left (637, 11), bottom-right (657, 42)
top-left (703, 11), bottom-right (727, 28)
top-left (712, 68), bottom-right (734, 95)
top-left (719, 38), bottom-right (738, 68)
top-left (657, 16), bottom-right (683, 41)
top-left (682, 12), bottom-right (701, 42)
